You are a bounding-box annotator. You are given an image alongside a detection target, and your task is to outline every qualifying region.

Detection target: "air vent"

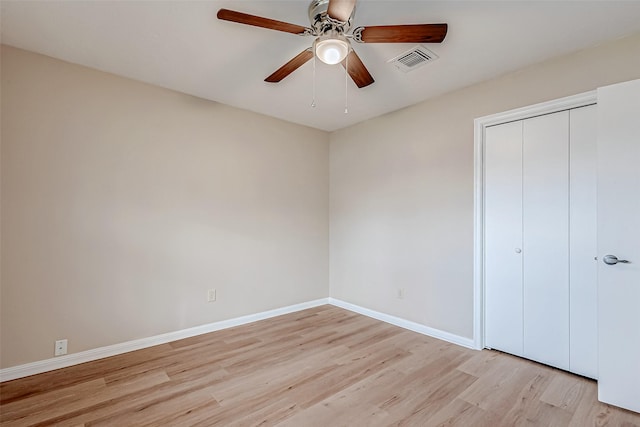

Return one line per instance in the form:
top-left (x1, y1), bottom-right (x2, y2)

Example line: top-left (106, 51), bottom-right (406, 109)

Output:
top-left (388, 45), bottom-right (439, 73)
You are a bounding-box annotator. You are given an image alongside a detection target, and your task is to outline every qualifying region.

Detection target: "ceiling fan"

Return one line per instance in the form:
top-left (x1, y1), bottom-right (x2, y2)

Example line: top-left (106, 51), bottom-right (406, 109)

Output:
top-left (217, 0), bottom-right (448, 89)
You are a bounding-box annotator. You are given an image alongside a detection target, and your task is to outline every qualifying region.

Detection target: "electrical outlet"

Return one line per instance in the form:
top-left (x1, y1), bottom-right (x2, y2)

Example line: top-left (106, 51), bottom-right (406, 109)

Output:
top-left (397, 288), bottom-right (404, 299)
top-left (54, 339), bottom-right (67, 356)
top-left (207, 289), bottom-right (216, 302)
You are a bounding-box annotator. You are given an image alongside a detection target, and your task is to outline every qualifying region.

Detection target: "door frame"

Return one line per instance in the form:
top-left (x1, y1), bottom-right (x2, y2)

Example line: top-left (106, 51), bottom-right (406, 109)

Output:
top-left (472, 91), bottom-right (596, 350)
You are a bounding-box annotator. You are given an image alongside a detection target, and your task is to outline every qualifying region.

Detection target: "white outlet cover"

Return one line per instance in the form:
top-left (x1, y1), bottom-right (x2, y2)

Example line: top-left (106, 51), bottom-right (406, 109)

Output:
top-left (54, 339), bottom-right (68, 356)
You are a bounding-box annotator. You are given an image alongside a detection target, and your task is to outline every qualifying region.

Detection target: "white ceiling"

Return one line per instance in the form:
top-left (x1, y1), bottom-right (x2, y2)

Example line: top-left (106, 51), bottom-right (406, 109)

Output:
top-left (2, 1), bottom-right (640, 132)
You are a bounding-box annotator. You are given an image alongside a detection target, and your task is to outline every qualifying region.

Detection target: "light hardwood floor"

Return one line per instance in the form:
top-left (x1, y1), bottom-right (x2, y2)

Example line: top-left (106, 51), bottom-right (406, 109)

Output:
top-left (1, 305), bottom-right (639, 426)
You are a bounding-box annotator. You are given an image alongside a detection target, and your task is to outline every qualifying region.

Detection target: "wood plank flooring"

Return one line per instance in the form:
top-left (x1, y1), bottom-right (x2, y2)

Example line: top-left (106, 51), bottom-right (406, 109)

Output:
top-left (1, 305), bottom-right (639, 426)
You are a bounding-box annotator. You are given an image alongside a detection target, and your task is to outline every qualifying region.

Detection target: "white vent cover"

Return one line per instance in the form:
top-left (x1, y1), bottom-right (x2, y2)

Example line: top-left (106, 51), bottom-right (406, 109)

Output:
top-left (388, 45), bottom-right (439, 73)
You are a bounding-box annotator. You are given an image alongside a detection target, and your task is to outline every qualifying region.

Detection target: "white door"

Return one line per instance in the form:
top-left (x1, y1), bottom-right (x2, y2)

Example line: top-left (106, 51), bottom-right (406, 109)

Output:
top-left (484, 105), bottom-right (598, 377)
top-left (522, 112), bottom-right (570, 370)
top-left (484, 121), bottom-right (524, 357)
top-left (597, 79), bottom-right (640, 413)
top-left (569, 105), bottom-right (598, 379)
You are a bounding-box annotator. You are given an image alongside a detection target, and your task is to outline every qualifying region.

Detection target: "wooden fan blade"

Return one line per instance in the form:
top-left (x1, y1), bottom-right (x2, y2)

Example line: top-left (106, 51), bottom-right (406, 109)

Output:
top-left (341, 50), bottom-right (374, 88)
top-left (265, 49), bottom-right (314, 83)
top-left (355, 24), bottom-right (447, 43)
top-left (327, 0), bottom-right (357, 22)
top-left (217, 9), bottom-right (310, 35)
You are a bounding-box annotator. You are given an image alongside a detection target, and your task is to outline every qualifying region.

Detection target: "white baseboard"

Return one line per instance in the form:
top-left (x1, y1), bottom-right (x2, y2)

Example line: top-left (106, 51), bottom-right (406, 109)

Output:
top-left (1, 297), bottom-right (476, 382)
top-left (328, 298), bottom-right (477, 350)
top-left (0, 298), bottom-right (330, 382)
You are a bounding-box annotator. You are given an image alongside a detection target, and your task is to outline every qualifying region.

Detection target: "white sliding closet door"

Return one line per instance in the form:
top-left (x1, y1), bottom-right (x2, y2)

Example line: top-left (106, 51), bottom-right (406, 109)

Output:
top-left (522, 112), bottom-right (570, 370)
top-left (484, 121), bottom-right (523, 357)
top-left (569, 105), bottom-right (598, 379)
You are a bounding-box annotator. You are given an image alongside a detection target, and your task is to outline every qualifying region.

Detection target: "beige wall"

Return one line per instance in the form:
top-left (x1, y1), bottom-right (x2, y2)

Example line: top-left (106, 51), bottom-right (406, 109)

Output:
top-left (3, 32), bottom-right (640, 370)
top-left (329, 33), bottom-right (640, 339)
top-left (1, 46), bottom-right (330, 368)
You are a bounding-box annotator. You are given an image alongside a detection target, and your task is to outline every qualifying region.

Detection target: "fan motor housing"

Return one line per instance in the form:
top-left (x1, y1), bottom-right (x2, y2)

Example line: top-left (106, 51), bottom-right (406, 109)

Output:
top-left (308, 0), bottom-right (354, 35)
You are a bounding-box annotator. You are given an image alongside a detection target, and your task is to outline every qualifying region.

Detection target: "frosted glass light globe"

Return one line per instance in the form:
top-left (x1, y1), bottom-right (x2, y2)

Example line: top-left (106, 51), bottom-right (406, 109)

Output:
top-left (315, 37), bottom-right (350, 65)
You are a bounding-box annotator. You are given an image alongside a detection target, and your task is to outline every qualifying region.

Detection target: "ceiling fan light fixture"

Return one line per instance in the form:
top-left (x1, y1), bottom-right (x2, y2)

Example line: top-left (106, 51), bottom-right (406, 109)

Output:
top-left (315, 34), bottom-right (350, 65)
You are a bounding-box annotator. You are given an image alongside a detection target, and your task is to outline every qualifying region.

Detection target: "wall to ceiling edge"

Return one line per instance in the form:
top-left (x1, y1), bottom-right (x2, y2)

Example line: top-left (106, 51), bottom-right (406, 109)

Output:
top-left (0, 45), bottom-right (330, 368)
top-left (329, 32), bottom-right (640, 339)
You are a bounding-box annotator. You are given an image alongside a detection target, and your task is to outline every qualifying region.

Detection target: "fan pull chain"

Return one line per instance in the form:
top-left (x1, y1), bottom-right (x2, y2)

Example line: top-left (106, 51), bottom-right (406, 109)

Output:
top-left (344, 52), bottom-right (349, 114)
top-left (311, 52), bottom-right (317, 108)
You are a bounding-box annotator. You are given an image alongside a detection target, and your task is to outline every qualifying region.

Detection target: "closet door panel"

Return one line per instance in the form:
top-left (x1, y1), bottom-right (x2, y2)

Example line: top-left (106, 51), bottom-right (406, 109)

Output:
top-left (484, 121), bottom-right (524, 356)
top-left (523, 111), bottom-right (570, 370)
top-left (569, 105), bottom-right (598, 379)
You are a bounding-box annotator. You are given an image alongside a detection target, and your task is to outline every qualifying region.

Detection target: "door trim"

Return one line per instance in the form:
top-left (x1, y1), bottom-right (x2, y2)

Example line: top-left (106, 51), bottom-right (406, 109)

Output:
top-left (472, 91), bottom-right (597, 350)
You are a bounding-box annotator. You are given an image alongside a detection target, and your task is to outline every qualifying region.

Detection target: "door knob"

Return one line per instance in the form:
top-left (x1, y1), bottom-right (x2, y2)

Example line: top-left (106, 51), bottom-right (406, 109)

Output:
top-left (603, 254), bottom-right (631, 265)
